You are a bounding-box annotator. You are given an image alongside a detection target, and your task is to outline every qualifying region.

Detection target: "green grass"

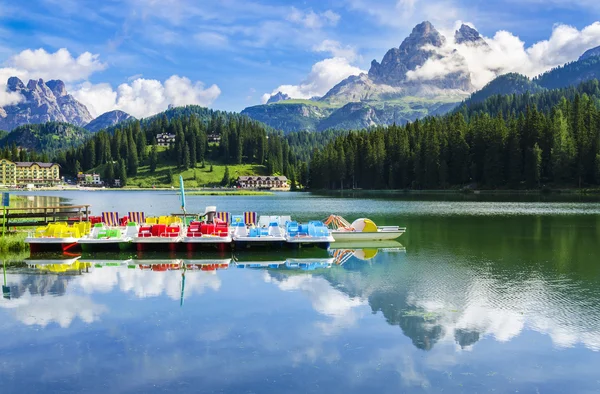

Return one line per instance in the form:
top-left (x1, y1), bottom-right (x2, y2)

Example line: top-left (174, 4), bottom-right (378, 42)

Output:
top-left (0, 232), bottom-right (28, 253)
top-left (185, 191), bottom-right (274, 196)
top-left (125, 163), bottom-right (270, 189)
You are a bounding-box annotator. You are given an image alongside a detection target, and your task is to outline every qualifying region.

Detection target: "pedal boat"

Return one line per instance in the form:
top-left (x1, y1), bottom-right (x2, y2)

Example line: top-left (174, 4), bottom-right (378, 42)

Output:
top-left (132, 218), bottom-right (183, 251)
top-left (78, 222), bottom-right (138, 251)
top-left (181, 207), bottom-right (232, 249)
top-left (325, 216), bottom-right (406, 242)
top-left (25, 222), bottom-right (90, 253)
top-left (285, 220), bottom-right (335, 249)
top-left (231, 215), bottom-right (286, 248)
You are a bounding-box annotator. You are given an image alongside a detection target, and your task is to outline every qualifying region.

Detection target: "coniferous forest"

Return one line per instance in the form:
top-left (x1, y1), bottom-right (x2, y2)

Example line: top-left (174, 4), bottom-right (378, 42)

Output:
top-left (54, 109), bottom-right (307, 187)
top-left (309, 90), bottom-right (600, 190)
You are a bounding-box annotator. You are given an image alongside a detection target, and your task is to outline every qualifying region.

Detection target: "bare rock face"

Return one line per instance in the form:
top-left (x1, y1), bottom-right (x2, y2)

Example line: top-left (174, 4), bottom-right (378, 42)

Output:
top-left (369, 21), bottom-right (446, 86)
top-left (367, 21), bottom-right (472, 92)
top-left (455, 24), bottom-right (487, 46)
top-left (0, 77), bottom-right (93, 131)
top-left (266, 91), bottom-right (291, 104)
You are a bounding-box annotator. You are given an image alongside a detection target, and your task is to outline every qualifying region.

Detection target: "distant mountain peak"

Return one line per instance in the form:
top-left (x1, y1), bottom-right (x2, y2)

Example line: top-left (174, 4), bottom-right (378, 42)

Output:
top-left (368, 21), bottom-right (471, 91)
top-left (455, 24), bottom-right (487, 46)
top-left (0, 77), bottom-right (93, 131)
top-left (85, 110), bottom-right (135, 132)
top-left (579, 45), bottom-right (600, 61)
top-left (267, 91), bottom-right (291, 104)
top-left (46, 80), bottom-right (68, 97)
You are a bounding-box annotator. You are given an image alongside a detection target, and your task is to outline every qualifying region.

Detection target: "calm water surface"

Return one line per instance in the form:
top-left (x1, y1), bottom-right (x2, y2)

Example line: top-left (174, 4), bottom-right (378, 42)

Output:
top-left (1, 191), bottom-right (600, 393)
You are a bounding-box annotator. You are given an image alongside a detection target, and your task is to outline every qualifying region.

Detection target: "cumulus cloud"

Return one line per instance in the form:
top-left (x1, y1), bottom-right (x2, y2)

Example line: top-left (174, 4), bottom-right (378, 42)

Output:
top-left (266, 273), bottom-right (365, 335)
top-left (0, 47), bottom-right (220, 118)
top-left (0, 291), bottom-right (107, 328)
top-left (287, 7), bottom-right (340, 29)
top-left (7, 48), bottom-right (106, 82)
top-left (76, 265), bottom-right (222, 300)
top-left (407, 21), bottom-right (600, 90)
top-left (313, 39), bottom-right (359, 61)
top-left (72, 76), bottom-right (221, 118)
top-left (262, 57), bottom-right (365, 103)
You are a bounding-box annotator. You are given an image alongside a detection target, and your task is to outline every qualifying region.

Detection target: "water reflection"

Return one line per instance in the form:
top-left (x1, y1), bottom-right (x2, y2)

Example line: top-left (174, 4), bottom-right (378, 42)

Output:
top-left (1, 238), bottom-right (600, 392)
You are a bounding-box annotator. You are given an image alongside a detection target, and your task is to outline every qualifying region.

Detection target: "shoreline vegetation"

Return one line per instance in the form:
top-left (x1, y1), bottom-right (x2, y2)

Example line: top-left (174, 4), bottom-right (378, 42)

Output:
top-left (2, 186), bottom-right (600, 194)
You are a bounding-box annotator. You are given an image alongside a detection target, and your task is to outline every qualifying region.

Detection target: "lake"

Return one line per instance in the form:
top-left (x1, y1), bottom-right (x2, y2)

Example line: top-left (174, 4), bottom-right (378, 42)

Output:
top-left (1, 191), bottom-right (600, 393)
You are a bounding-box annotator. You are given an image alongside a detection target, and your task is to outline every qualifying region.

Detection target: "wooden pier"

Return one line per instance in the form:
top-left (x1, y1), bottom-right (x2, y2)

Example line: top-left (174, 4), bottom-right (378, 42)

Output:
top-left (2, 205), bottom-right (91, 227)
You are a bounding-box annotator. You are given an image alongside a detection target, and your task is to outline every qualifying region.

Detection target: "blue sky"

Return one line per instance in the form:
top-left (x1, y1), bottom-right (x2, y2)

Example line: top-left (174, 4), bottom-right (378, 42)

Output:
top-left (0, 0), bottom-right (599, 117)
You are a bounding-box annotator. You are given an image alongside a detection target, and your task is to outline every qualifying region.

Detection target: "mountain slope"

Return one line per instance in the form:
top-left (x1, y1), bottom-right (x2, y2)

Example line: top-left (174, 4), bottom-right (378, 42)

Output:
top-left (0, 77), bottom-right (92, 131)
top-left (85, 110), bottom-right (135, 132)
top-left (243, 21), bottom-right (476, 132)
top-left (0, 122), bottom-right (90, 152)
top-left (465, 73), bottom-right (545, 105)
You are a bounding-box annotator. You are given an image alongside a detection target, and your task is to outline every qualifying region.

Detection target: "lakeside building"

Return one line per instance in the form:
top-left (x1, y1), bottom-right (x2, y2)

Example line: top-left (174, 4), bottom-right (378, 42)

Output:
top-left (77, 173), bottom-right (102, 186)
top-left (236, 175), bottom-right (288, 190)
top-left (0, 159), bottom-right (60, 186)
top-left (157, 133), bottom-right (176, 147)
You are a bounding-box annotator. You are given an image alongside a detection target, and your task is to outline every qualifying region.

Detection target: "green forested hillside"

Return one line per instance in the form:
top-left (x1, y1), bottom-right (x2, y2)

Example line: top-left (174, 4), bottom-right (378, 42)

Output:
top-left (55, 109), bottom-right (307, 187)
top-left (534, 55), bottom-right (600, 90)
top-left (0, 122), bottom-right (90, 153)
top-left (457, 79), bottom-right (600, 120)
top-left (310, 92), bottom-right (600, 190)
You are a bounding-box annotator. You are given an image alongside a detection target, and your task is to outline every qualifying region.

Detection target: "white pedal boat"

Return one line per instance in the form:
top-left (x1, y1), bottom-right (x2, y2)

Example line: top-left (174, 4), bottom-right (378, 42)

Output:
top-left (326, 216), bottom-right (406, 242)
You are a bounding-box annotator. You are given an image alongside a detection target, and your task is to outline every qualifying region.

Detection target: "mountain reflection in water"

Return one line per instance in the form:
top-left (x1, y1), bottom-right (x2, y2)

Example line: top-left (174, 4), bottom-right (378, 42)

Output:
top-left (1, 237), bottom-right (599, 393)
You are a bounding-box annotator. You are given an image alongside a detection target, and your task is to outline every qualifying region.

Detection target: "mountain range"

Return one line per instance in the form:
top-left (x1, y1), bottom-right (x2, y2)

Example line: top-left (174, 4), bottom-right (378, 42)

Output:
top-left (242, 21), bottom-right (600, 133)
top-left (1, 20), bottom-right (600, 139)
top-left (0, 77), bottom-right (135, 132)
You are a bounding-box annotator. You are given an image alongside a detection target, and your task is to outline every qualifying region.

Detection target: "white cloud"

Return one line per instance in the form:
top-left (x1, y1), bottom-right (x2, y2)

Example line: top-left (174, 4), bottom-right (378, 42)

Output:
top-left (0, 291), bottom-right (107, 328)
top-left (287, 7), bottom-right (340, 29)
top-left (71, 75), bottom-right (221, 118)
top-left (0, 47), bottom-right (220, 118)
top-left (406, 21), bottom-right (600, 90)
top-left (313, 39), bottom-right (359, 61)
top-left (7, 48), bottom-right (106, 82)
top-left (262, 57), bottom-right (365, 102)
top-left (266, 273), bottom-right (365, 335)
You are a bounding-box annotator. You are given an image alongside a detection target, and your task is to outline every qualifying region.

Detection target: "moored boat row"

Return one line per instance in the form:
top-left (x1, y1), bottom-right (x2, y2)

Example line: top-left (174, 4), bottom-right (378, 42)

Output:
top-left (25, 206), bottom-right (341, 253)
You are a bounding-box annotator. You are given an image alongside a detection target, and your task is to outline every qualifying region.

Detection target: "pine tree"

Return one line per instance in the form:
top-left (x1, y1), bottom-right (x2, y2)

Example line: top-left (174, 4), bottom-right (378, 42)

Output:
top-left (120, 159), bottom-right (128, 187)
top-left (221, 166), bottom-right (230, 186)
top-left (183, 143), bottom-right (191, 170)
top-left (149, 144), bottom-right (158, 173)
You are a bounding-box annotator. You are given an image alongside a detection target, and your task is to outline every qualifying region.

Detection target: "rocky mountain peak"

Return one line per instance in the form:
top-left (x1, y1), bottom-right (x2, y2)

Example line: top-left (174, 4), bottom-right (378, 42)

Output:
top-left (368, 21), bottom-right (471, 92)
top-left (579, 45), bottom-right (600, 61)
top-left (266, 91), bottom-right (291, 104)
top-left (46, 80), bottom-right (68, 97)
top-left (455, 24), bottom-right (486, 45)
top-left (7, 76), bottom-right (25, 91)
top-left (0, 76), bottom-right (93, 130)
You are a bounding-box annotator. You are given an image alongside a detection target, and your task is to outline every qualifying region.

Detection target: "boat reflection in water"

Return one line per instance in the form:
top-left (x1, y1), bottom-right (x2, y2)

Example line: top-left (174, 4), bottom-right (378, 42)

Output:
top-left (18, 240), bottom-right (406, 276)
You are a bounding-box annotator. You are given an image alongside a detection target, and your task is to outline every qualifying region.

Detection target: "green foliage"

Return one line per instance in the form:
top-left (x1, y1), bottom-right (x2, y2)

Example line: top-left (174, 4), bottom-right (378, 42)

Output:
top-left (221, 166), bottom-right (230, 186)
top-left (0, 122), bottom-right (90, 156)
top-left (310, 93), bottom-right (600, 190)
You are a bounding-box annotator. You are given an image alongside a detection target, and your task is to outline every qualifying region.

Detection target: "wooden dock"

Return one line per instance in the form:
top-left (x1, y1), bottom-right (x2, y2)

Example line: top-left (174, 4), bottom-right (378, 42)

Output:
top-left (2, 205), bottom-right (91, 227)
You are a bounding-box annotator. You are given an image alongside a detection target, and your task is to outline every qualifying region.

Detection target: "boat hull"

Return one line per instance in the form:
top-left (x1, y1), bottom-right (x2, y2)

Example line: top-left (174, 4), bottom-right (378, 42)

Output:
top-left (331, 230), bottom-right (405, 242)
top-left (25, 237), bottom-right (80, 253)
top-left (78, 238), bottom-right (132, 252)
top-left (285, 235), bottom-right (335, 249)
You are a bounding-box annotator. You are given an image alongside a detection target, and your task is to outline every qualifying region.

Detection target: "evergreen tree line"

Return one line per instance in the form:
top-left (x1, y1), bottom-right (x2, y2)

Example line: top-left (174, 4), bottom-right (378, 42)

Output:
top-left (309, 93), bottom-right (600, 190)
top-left (54, 112), bottom-right (305, 186)
top-left (0, 143), bottom-right (51, 163)
top-left (458, 79), bottom-right (600, 121)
